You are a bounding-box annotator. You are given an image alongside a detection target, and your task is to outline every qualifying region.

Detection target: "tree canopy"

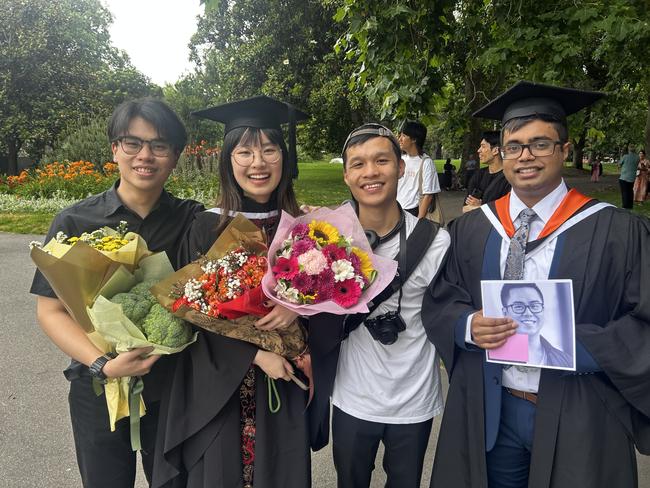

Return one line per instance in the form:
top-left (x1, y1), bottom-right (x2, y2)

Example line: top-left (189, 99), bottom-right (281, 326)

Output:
top-left (5, 0), bottom-right (649, 174)
top-left (334, 0), bottom-right (650, 166)
top-left (0, 0), bottom-right (157, 174)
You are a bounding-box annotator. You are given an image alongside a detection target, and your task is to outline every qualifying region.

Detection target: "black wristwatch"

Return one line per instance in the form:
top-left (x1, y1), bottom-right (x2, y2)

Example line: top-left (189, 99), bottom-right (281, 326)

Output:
top-left (88, 354), bottom-right (113, 383)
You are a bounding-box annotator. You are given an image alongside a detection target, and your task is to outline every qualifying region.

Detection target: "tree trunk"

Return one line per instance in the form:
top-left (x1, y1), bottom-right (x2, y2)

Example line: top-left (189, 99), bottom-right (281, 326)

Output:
top-left (573, 137), bottom-right (585, 170)
top-left (572, 123), bottom-right (587, 170)
top-left (461, 70), bottom-right (484, 176)
top-left (6, 136), bottom-right (19, 176)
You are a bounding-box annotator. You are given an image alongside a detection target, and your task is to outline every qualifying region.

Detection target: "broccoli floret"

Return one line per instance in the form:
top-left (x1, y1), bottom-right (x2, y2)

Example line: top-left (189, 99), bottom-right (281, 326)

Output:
top-left (142, 304), bottom-right (192, 347)
top-left (130, 279), bottom-right (158, 307)
top-left (110, 292), bottom-right (152, 328)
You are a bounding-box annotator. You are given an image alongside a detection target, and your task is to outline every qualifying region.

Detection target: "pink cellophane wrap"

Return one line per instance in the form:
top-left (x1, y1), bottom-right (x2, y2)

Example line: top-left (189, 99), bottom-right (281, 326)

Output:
top-left (261, 203), bottom-right (398, 316)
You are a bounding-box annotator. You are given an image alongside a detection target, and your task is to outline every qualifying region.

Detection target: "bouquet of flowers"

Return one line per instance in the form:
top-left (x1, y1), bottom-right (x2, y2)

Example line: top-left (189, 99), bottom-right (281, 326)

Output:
top-left (170, 247), bottom-right (268, 319)
top-left (32, 220), bottom-right (150, 267)
top-left (262, 203), bottom-right (398, 316)
top-left (31, 225), bottom-right (196, 450)
top-left (152, 214), bottom-right (307, 359)
top-left (30, 221), bottom-right (151, 332)
top-left (271, 220), bottom-right (376, 308)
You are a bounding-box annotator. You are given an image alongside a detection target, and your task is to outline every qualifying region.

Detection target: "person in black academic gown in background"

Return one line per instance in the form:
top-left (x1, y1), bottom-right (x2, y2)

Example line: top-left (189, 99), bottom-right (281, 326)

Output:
top-left (152, 96), bottom-right (311, 488)
top-left (423, 81), bottom-right (650, 488)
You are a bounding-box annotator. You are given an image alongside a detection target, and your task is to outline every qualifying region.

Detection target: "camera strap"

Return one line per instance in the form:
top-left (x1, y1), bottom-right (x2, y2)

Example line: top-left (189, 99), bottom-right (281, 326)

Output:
top-left (343, 218), bottom-right (440, 337)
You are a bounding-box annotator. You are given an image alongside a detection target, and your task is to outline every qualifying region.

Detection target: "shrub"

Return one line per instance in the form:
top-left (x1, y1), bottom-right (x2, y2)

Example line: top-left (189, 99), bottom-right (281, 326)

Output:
top-left (42, 117), bottom-right (113, 167)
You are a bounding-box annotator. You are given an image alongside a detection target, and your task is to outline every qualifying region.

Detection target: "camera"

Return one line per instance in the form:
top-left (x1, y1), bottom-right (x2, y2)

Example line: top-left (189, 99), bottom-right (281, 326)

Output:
top-left (365, 311), bottom-right (406, 345)
top-left (471, 188), bottom-right (483, 199)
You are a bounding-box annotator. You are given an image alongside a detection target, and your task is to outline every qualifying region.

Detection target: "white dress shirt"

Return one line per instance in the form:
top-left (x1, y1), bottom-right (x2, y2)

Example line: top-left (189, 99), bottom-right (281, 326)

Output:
top-left (466, 181), bottom-right (568, 393)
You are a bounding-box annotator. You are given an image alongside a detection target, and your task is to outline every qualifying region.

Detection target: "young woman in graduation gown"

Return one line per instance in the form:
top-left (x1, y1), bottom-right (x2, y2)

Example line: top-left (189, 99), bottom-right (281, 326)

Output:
top-left (152, 98), bottom-right (310, 488)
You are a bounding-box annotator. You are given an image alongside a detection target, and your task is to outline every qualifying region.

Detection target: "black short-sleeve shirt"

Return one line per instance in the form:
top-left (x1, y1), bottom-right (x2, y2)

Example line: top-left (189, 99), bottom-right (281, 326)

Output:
top-left (30, 181), bottom-right (204, 400)
top-left (30, 181), bottom-right (205, 297)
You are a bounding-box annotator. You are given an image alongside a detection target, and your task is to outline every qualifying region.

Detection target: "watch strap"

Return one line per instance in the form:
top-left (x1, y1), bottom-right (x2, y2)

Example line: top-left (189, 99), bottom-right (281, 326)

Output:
top-left (88, 354), bottom-right (112, 382)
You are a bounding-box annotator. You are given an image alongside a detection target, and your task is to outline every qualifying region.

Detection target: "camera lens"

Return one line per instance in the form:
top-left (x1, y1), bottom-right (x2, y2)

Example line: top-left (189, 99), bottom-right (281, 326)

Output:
top-left (377, 330), bottom-right (398, 345)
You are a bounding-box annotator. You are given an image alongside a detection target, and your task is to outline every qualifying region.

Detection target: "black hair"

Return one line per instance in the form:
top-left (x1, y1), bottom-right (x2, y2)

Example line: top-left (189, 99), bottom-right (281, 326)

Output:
top-left (108, 98), bottom-right (187, 152)
top-left (214, 127), bottom-right (300, 235)
top-left (500, 283), bottom-right (544, 307)
top-left (501, 114), bottom-right (568, 145)
top-left (401, 120), bottom-right (427, 155)
top-left (481, 131), bottom-right (501, 148)
top-left (342, 133), bottom-right (402, 168)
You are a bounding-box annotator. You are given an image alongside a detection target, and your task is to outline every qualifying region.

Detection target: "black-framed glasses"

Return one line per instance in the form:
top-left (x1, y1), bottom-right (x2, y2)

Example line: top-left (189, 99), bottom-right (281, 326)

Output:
top-left (501, 140), bottom-right (562, 160)
top-left (113, 136), bottom-right (174, 157)
top-left (231, 146), bottom-right (282, 167)
top-left (505, 301), bottom-right (544, 314)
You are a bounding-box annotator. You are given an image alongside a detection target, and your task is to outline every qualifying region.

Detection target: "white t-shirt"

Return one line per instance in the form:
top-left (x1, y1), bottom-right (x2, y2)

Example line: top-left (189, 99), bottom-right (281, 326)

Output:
top-left (396, 153), bottom-right (441, 210)
top-left (332, 212), bottom-right (450, 424)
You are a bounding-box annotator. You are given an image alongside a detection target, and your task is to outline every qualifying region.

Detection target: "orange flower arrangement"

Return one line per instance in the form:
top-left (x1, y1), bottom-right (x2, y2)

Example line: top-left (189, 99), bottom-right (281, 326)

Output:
top-left (184, 140), bottom-right (220, 157)
top-left (3, 161), bottom-right (118, 188)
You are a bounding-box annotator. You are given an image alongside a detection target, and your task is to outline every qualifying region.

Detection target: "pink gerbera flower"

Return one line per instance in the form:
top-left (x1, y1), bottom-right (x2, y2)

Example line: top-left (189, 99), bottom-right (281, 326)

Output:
top-left (272, 256), bottom-right (299, 280)
top-left (332, 278), bottom-right (362, 308)
top-left (322, 244), bottom-right (346, 263)
top-left (291, 237), bottom-right (316, 257)
top-left (314, 268), bottom-right (335, 302)
top-left (292, 272), bottom-right (315, 294)
top-left (291, 223), bottom-right (310, 238)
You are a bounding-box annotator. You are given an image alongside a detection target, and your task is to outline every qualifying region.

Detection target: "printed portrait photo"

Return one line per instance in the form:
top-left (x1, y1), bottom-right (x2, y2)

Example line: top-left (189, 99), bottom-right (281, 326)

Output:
top-left (481, 280), bottom-right (576, 371)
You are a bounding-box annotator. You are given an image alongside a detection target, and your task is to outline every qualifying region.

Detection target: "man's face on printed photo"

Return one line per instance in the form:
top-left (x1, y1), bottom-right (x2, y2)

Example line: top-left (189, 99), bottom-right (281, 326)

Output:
top-left (502, 286), bottom-right (545, 337)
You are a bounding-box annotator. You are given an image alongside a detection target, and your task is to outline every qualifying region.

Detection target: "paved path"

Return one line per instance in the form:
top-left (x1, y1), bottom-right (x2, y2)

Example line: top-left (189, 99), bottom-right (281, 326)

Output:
top-left (1, 172), bottom-right (648, 486)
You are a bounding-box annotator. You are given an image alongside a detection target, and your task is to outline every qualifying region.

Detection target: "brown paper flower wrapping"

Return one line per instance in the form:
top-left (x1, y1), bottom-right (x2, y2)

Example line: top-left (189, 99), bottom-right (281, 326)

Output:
top-left (151, 214), bottom-right (307, 358)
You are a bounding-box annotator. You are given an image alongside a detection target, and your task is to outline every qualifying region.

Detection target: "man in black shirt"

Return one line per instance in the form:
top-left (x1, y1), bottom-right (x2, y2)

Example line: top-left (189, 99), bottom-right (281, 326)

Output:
top-left (463, 130), bottom-right (511, 213)
top-left (30, 99), bottom-right (204, 487)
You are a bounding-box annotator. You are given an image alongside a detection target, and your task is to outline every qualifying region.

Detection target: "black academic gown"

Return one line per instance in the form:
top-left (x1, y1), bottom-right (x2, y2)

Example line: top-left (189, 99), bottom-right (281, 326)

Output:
top-left (152, 204), bottom-right (310, 488)
top-left (422, 201), bottom-right (650, 488)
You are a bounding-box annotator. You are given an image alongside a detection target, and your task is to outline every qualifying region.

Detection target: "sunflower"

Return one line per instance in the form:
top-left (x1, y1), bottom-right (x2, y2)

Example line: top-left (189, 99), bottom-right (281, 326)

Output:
top-left (351, 247), bottom-right (375, 280)
top-left (308, 220), bottom-right (339, 247)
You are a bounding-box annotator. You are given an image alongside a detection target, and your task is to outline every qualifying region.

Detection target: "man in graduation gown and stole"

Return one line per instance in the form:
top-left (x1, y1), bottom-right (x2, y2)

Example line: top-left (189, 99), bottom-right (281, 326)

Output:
top-left (423, 81), bottom-right (650, 488)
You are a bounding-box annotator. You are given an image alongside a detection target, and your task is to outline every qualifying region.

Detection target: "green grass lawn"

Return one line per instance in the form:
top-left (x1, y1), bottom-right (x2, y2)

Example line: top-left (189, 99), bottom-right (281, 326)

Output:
top-left (588, 189), bottom-right (650, 218)
top-left (2, 160), bottom-right (647, 234)
top-left (0, 212), bottom-right (55, 235)
top-left (294, 162), bottom-right (349, 206)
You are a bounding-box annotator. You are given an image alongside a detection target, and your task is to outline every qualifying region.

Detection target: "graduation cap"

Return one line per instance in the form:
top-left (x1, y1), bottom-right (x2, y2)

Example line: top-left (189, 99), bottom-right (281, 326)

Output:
top-left (473, 81), bottom-right (605, 124)
top-left (193, 95), bottom-right (309, 178)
